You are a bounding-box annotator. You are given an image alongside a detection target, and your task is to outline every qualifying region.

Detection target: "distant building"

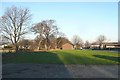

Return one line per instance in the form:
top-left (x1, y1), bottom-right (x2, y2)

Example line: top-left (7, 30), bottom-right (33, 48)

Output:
top-left (90, 41), bottom-right (120, 50)
top-left (90, 42), bottom-right (99, 49)
top-left (102, 42), bottom-right (120, 49)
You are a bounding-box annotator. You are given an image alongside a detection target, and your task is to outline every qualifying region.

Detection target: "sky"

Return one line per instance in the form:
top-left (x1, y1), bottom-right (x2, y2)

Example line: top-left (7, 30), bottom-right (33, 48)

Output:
top-left (0, 2), bottom-right (118, 42)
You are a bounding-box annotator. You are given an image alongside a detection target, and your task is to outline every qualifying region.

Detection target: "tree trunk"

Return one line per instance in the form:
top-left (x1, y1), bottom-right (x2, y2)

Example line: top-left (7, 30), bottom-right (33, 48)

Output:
top-left (15, 44), bottom-right (19, 53)
top-left (45, 44), bottom-right (47, 50)
top-left (46, 37), bottom-right (50, 50)
top-left (99, 44), bottom-right (102, 50)
top-left (37, 32), bottom-right (43, 50)
top-left (37, 40), bottom-right (42, 50)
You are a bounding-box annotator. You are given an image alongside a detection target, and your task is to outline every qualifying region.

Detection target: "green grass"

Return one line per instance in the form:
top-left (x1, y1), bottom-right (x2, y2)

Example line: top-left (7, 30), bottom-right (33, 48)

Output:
top-left (2, 50), bottom-right (120, 64)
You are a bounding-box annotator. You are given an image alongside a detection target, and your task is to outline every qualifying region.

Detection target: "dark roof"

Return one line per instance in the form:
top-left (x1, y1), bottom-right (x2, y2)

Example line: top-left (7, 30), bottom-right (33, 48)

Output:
top-left (91, 42), bottom-right (99, 45)
top-left (102, 42), bottom-right (120, 46)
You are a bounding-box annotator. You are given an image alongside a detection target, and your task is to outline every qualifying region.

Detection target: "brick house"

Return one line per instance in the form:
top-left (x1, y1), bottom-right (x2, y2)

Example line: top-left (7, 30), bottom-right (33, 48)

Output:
top-left (62, 43), bottom-right (73, 50)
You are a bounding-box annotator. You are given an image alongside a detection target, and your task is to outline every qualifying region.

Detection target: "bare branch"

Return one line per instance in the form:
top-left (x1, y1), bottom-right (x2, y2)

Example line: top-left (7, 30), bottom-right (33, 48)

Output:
top-left (0, 6), bottom-right (32, 52)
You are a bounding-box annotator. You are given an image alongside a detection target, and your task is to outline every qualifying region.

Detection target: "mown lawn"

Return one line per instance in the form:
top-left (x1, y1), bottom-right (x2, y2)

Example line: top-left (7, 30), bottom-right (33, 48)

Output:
top-left (2, 50), bottom-right (120, 64)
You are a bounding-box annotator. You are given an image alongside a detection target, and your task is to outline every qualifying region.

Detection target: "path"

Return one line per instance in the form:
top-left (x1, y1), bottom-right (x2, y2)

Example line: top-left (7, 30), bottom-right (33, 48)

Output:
top-left (2, 63), bottom-right (119, 78)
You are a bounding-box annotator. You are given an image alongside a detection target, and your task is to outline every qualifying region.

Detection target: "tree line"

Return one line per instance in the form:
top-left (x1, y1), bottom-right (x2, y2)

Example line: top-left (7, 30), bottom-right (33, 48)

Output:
top-left (0, 6), bottom-right (106, 52)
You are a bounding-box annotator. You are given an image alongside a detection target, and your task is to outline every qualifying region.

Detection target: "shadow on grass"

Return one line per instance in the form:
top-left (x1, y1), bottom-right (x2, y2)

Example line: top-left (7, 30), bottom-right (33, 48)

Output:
top-left (2, 51), bottom-right (64, 64)
top-left (93, 55), bottom-right (120, 63)
top-left (2, 51), bottom-right (73, 78)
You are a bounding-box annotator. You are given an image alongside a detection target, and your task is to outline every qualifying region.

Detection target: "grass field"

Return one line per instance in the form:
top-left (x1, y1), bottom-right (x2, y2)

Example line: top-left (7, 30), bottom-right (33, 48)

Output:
top-left (2, 50), bottom-right (120, 64)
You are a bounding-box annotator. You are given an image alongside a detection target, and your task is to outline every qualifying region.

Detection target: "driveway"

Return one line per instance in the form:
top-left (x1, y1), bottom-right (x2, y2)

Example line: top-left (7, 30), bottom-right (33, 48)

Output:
top-left (2, 63), bottom-right (119, 78)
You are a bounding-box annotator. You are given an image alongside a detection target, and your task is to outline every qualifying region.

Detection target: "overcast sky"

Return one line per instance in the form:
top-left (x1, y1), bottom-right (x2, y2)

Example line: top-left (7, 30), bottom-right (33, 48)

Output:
top-left (0, 2), bottom-right (118, 42)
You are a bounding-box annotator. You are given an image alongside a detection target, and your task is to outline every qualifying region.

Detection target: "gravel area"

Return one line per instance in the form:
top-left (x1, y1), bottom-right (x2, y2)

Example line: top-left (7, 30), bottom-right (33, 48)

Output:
top-left (2, 63), bottom-right (119, 78)
top-left (0, 53), bottom-right (2, 80)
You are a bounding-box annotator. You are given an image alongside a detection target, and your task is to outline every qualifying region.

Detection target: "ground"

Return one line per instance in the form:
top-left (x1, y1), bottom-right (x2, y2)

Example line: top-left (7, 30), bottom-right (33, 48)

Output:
top-left (2, 50), bottom-right (119, 64)
top-left (1, 50), bottom-right (120, 78)
top-left (2, 64), bottom-right (119, 78)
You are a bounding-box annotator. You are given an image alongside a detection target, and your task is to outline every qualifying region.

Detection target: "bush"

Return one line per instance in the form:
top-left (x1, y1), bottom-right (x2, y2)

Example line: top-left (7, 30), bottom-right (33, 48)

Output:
top-left (18, 48), bottom-right (34, 53)
top-left (4, 45), bottom-right (12, 48)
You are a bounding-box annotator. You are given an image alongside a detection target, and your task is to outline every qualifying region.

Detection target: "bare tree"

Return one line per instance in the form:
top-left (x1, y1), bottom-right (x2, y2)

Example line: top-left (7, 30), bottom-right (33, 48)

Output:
top-left (31, 21), bottom-right (45, 50)
top-left (71, 35), bottom-right (83, 49)
top-left (57, 32), bottom-right (66, 38)
top-left (57, 37), bottom-right (69, 49)
top-left (18, 39), bottom-right (29, 49)
top-left (42, 20), bottom-right (58, 50)
top-left (0, 6), bottom-right (32, 52)
top-left (84, 40), bottom-right (91, 49)
top-left (97, 35), bottom-right (106, 49)
top-left (31, 20), bottom-right (58, 50)
top-left (56, 32), bottom-right (66, 48)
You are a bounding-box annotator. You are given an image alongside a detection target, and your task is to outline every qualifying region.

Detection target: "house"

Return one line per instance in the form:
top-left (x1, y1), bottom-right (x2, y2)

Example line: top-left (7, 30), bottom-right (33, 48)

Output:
top-left (0, 35), bottom-right (9, 49)
top-left (62, 43), bottom-right (73, 50)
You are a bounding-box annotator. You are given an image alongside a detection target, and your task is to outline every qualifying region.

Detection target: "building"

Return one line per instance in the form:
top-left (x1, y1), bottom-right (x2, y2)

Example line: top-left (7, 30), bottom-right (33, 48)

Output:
top-left (102, 42), bottom-right (120, 49)
top-left (90, 42), bottom-right (99, 49)
top-left (62, 43), bottom-right (73, 50)
top-left (90, 41), bottom-right (120, 50)
top-left (0, 35), bottom-right (9, 49)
